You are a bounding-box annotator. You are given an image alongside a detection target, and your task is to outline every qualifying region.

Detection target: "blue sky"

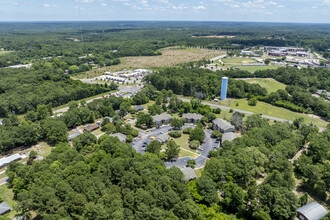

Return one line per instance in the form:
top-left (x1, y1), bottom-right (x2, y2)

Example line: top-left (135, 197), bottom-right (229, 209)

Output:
top-left (1, 0), bottom-right (329, 23)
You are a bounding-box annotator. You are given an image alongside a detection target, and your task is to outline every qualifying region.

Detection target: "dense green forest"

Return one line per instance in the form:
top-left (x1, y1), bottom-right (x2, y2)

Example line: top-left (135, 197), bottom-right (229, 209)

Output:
top-left (0, 67), bottom-right (112, 117)
top-left (145, 67), bottom-right (330, 121)
top-left (1, 21), bottom-right (330, 67)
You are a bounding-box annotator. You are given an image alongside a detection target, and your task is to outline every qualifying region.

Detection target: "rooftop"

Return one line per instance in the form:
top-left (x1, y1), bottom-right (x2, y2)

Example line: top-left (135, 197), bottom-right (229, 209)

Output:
top-left (213, 118), bottom-right (235, 131)
top-left (0, 154), bottom-right (21, 168)
top-left (297, 202), bottom-right (328, 220)
top-left (152, 113), bottom-right (172, 122)
top-left (182, 113), bottom-right (203, 120)
top-left (180, 167), bottom-right (197, 182)
top-left (0, 202), bottom-right (11, 215)
top-left (155, 134), bottom-right (170, 143)
top-left (222, 132), bottom-right (239, 142)
top-left (110, 133), bottom-right (127, 142)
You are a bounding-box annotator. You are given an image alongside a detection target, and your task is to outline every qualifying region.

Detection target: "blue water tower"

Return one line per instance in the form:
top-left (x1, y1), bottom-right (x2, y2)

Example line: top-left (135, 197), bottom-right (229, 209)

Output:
top-left (220, 77), bottom-right (228, 100)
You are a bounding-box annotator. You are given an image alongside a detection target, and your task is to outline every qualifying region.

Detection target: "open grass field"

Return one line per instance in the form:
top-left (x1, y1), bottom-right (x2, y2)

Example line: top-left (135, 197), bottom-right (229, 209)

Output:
top-left (194, 168), bottom-right (204, 178)
top-left (222, 57), bottom-right (256, 64)
top-left (77, 47), bottom-right (226, 79)
top-left (215, 98), bottom-right (328, 128)
top-left (238, 65), bottom-right (279, 72)
top-left (0, 184), bottom-right (17, 219)
top-left (238, 78), bottom-right (287, 93)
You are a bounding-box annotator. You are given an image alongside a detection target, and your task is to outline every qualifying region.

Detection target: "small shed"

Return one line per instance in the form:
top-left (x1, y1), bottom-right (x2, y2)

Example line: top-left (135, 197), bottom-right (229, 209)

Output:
top-left (297, 202), bottom-right (328, 220)
top-left (68, 132), bottom-right (82, 141)
top-left (84, 124), bottom-right (100, 132)
top-left (180, 167), bottom-right (197, 182)
top-left (134, 106), bottom-right (144, 112)
top-left (0, 202), bottom-right (11, 215)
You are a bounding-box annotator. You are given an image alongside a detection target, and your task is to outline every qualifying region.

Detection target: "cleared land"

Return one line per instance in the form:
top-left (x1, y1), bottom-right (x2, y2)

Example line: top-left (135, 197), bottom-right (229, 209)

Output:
top-left (221, 57), bottom-right (280, 72)
top-left (238, 78), bottom-right (287, 93)
top-left (0, 185), bottom-right (17, 219)
top-left (77, 47), bottom-right (225, 79)
top-left (215, 98), bottom-right (328, 128)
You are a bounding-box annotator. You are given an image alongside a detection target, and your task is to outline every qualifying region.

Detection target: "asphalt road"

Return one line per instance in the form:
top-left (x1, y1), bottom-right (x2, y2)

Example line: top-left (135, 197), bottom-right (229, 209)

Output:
top-left (180, 97), bottom-right (326, 132)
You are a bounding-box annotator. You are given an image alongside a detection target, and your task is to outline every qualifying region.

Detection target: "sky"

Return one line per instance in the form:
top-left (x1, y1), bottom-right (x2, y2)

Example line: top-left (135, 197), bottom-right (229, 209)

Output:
top-left (0, 0), bottom-right (330, 23)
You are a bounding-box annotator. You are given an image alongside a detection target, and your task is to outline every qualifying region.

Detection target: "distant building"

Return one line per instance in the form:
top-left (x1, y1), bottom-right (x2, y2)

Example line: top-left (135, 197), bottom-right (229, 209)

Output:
top-left (0, 202), bottom-right (11, 215)
top-left (316, 90), bottom-right (330, 101)
top-left (110, 133), bottom-right (127, 143)
top-left (182, 113), bottom-right (203, 123)
top-left (180, 167), bottom-right (197, 182)
top-left (297, 202), bottom-right (328, 220)
top-left (84, 124), bottom-right (100, 132)
top-left (155, 134), bottom-right (170, 143)
top-left (134, 106), bottom-right (144, 112)
top-left (152, 113), bottom-right (172, 125)
top-left (68, 132), bottom-right (82, 141)
top-left (0, 154), bottom-right (21, 168)
top-left (241, 51), bottom-right (253, 56)
top-left (222, 132), bottom-right (239, 142)
top-left (220, 77), bottom-right (228, 100)
top-left (212, 118), bottom-right (235, 133)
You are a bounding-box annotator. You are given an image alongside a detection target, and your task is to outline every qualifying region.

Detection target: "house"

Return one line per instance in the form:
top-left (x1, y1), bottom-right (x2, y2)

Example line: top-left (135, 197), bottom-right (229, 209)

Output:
top-left (297, 202), bottom-right (328, 220)
top-left (0, 202), bottom-right (11, 215)
top-left (182, 113), bottom-right (203, 123)
top-left (110, 133), bottom-right (127, 143)
top-left (212, 118), bottom-right (235, 133)
top-left (134, 106), bottom-right (144, 112)
top-left (104, 116), bottom-right (113, 123)
top-left (155, 134), bottom-right (170, 143)
top-left (84, 124), bottom-right (100, 132)
top-left (222, 132), bottom-right (239, 142)
top-left (0, 154), bottom-right (21, 168)
top-left (180, 167), bottom-right (197, 182)
top-left (68, 132), bottom-right (82, 141)
top-left (152, 113), bottom-right (172, 125)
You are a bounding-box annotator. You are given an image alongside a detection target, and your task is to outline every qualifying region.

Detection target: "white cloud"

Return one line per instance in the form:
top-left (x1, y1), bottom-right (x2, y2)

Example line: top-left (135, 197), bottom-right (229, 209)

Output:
top-left (101, 3), bottom-right (107, 6)
top-left (193, 5), bottom-right (206, 10)
top-left (43, 4), bottom-right (57, 7)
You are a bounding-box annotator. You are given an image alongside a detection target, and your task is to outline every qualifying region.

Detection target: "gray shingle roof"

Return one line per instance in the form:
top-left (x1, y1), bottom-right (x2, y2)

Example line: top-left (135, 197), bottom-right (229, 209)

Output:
top-left (68, 132), bottom-right (82, 141)
top-left (110, 133), bottom-right (127, 142)
top-left (134, 106), bottom-right (144, 111)
top-left (180, 167), bottom-right (197, 182)
top-left (155, 134), bottom-right (170, 143)
top-left (0, 202), bottom-right (11, 215)
top-left (297, 202), bottom-right (328, 220)
top-left (182, 113), bottom-right (203, 121)
top-left (222, 132), bottom-right (239, 142)
top-left (213, 118), bottom-right (235, 131)
top-left (152, 113), bottom-right (172, 122)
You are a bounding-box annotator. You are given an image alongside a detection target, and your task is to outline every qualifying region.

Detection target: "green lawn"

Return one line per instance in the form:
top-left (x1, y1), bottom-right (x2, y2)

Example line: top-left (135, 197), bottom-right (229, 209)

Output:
top-left (238, 65), bottom-right (279, 73)
top-left (214, 98), bottom-right (328, 128)
top-left (239, 78), bottom-right (286, 93)
top-left (222, 57), bottom-right (255, 64)
top-left (172, 134), bottom-right (200, 159)
top-left (0, 184), bottom-right (17, 219)
top-left (194, 168), bottom-right (204, 178)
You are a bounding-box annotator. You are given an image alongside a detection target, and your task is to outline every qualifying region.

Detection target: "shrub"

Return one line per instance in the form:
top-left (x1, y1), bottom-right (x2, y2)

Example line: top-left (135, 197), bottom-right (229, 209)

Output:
top-left (130, 129), bottom-right (139, 137)
top-left (169, 130), bottom-right (182, 138)
top-left (190, 140), bottom-right (200, 150)
top-left (183, 127), bottom-right (193, 134)
top-left (187, 159), bottom-right (196, 169)
top-left (248, 97), bottom-right (258, 106)
top-left (126, 135), bottom-right (133, 143)
top-left (229, 109), bottom-right (234, 113)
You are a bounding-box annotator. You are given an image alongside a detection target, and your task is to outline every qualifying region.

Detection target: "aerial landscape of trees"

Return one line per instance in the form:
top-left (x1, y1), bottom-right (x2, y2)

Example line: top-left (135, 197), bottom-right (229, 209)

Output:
top-left (0, 21), bottom-right (329, 219)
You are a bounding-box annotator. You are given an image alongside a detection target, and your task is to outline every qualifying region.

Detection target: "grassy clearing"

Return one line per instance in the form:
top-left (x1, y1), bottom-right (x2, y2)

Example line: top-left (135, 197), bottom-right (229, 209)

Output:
top-left (238, 78), bottom-right (286, 93)
top-left (194, 168), bottom-right (204, 178)
top-left (213, 98), bottom-right (328, 128)
top-left (76, 47), bottom-right (226, 79)
top-left (0, 184), bottom-right (17, 219)
top-left (172, 134), bottom-right (200, 159)
top-left (238, 65), bottom-right (279, 72)
top-left (222, 57), bottom-right (255, 64)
